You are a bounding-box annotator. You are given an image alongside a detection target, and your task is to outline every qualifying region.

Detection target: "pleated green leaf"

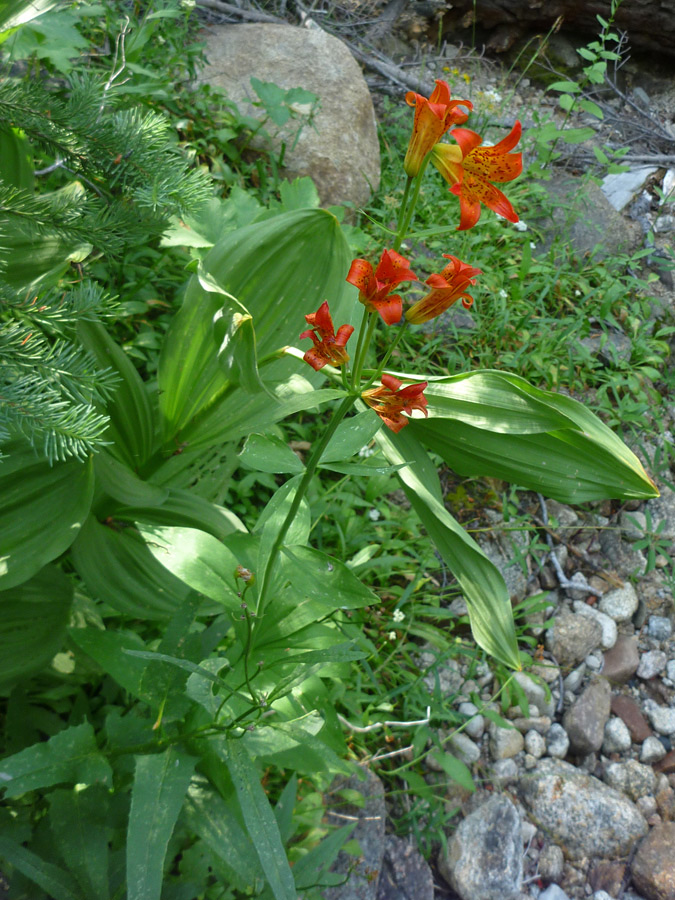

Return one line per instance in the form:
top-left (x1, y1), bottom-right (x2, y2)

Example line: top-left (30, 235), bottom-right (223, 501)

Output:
top-left (376, 426), bottom-right (521, 670)
top-left (158, 208), bottom-right (353, 445)
top-left (0, 838), bottom-right (85, 900)
top-left (0, 564), bottom-right (73, 688)
top-left (78, 321), bottom-right (155, 469)
top-left (0, 441), bottom-right (93, 589)
top-left (126, 748), bottom-right (196, 900)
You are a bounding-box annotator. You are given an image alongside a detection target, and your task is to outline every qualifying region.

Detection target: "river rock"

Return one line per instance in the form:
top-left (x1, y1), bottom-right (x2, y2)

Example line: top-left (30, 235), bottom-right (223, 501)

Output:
top-left (631, 822), bottom-right (675, 900)
top-left (376, 834), bottom-right (434, 900)
top-left (604, 760), bottom-right (656, 802)
top-left (572, 601), bottom-right (617, 649)
top-left (546, 608), bottom-right (603, 666)
top-left (563, 679), bottom-right (611, 755)
top-left (645, 485), bottom-right (675, 543)
top-left (601, 635), bottom-right (640, 683)
top-left (198, 24), bottom-right (380, 210)
top-left (438, 794), bottom-right (523, 900)
top-left (598, 583), bottom-right (639, 622)
top-left (516, 759), bottom-right (648, 860)
top-left (611, 694), bottom-right (653, 742)
top-left (602, 716), bottom-right (633, 754)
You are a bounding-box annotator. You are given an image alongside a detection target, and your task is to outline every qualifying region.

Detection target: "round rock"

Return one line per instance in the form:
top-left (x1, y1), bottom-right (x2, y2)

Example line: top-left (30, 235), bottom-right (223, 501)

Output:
top-left (631, 822), bottom-right (675, 900)
top-left (602, 717), bottom-right (633, 754)
top-left (563, 678), bottom-right (611, 755)
top-left (637, 650), bottom-right (668, 680)
top-left (604, 759), bottom-right (656, 802)
top-left (546, 608), bottom-right (603, 666)
top-left (547, 723), bottom-right (570, 759)
top-left (439, 794), bottom-right (523, 900)
top-left (598, 583), bottom-right (639, 622)
top-left (516, 759), bottom-right (648, 860)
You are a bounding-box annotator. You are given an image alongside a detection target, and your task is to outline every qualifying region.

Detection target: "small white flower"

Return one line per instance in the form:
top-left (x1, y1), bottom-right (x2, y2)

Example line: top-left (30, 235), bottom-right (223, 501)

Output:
top-left (358, 445), bottom-right (375, 458)
top-left (530, 242), bottom-right (536, 249)
top-left (574, 289), bottom-right (581, 297)
top-left (393, 608), bottom-right (405, 623)
top-left (388, 631), bottom-right (397, 641)
top-left (498, 288), bottom-right (508, 300)
top-left (368, 508), bottom-right (381, 522)
top-left (513, 220), bottom-right (528, 232)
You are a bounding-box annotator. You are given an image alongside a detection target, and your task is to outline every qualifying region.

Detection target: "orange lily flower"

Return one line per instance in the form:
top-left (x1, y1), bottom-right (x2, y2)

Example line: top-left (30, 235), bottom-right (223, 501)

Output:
top-left (431, 121), bottom-right (523, 230)
top-left (362, 373), bottom-right (428, 433)
top-left (300, 301), bottom-right (354, 371)
top-left (406, 255), bottom-right (482, 324)
top-left (346, 249), bottom-right (418, 325)
top-left (404, 80), bottom-right (472, 177)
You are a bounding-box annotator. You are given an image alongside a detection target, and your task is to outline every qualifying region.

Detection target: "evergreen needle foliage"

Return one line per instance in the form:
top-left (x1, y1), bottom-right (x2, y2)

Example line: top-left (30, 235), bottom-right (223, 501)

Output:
top-left (0, 62), bottom-right (212, 461)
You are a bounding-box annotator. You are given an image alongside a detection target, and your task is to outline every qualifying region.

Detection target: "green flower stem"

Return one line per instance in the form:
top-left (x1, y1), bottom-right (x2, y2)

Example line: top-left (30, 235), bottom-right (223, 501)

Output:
top-left (352, 311), bottom-right (378, 389)
top-left (253, 393), bottom-right (357, 625)
top-left (395, 158), bottom-right (430, 250)
top-left (393, 176), bottom-right (414, 253)
top-left (349, 305), bottom-right (371, 390)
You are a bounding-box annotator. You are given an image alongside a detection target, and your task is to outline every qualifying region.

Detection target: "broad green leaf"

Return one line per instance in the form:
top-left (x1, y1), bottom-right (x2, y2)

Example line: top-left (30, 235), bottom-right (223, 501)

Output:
top-left (320, 409), bottom-right (382, 462)
top-left (0, 0), bottom-right (59, 34)
top-left (239, 433), bottom-right (304, 474)
top-left (78, 321), bottom-right (154, 469)
top-left (412, 388), bottom-right (658, 503)
top-left (223, 739), bottom-right (296, 900)
top-left (274, 774), bottom-right (297, 845)
top-left (0, 723), bottom-right (112, 799)
top-left (71, 515), bottom-right (194, 619)
top-left (69, 627), bottom-right (154, 702)
top-left (292, 824), bottom-right (355, 891)
top-left (160, 189), bottom-right (262, 249)
top-left (243, 720), bottom-right (352, 775)
top-left (127, 748), bottom-right (196, 900)
top-left (138, 524), bottom-right (242, 609)
top-left (422, 370), bottom-right (578, 433)
top-left (0, 564), bottom-right (73, 689)
top-left (0, 837), bottom-right (84, 900)
top-left (0, 442), bottom-right (93, 589)
top-left (158, 208), bottom-right (353, 444)
top-left (48, 786), bottom-right (110, 900)
top-left (255, 475), bottom-right (311, 551)
top-left (376, 427), bottom-right (521, 670)
top-left (94, 451), bottom-right (168, 508)
top-left (182, 776), bottom-right (264, 891)
top-left (213, 302), bottom-right (268, 393)
top-left (115, 488), bottom-right (247, 540)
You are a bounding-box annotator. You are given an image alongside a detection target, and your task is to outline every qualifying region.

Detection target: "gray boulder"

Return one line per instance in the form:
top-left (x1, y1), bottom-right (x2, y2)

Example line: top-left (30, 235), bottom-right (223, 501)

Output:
top-left (197, 24), bottom-right (380, 210)
top-left (516, 759), bottom-right (648, 860)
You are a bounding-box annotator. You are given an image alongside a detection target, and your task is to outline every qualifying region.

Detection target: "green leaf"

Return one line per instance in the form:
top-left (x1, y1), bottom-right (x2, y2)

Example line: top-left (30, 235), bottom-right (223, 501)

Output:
top-left (78, 321), bottom-right (154, 468)
top-left (320, 409), bottom-right (382, 462)
top-left (0, 564), bottom-right (73, 689)
top-left (137, 524), bottom-right (242, 609)
top-left (0, 837), bottom-right (85, 900)
top-left (255, 475), bottom-right (311, 552)
top-left (292, 824), bottom-right (355, 890)
top-left (411, 381), bottom-right (658, 502)
top-left (213, 302), bottom-right (268, 393)
top-left (0, 442), bottom-right (93, 589)
top-left (182, 776), bottom-right (264, 891)
top-left (376, 427), bottom-right (521, 670)
top-left (69, 627), bottom-right (159, 705)
top-left (559, 126), bottom-right (597, 144)
top-left (48, 786), bottom-right (110, 900)
top-left (239, 433), bottom-right (304, 474)
top-left (71, 515), bottom-right (194, 619)
top-left (0, 0), bottom-right (59, 34)
top-left (0, 723), bottom-right (112, 799)
top-left (223, 739), bottom-right (296, 900)
top-left (94, 451), bottom-right (168, 507)
top-left (127, 748), bottom-right (196, 900)
top-left (429, 751), bottom-right (475, 793)
top-left (158, 208), bottom-right (353, 444)
top-left (0, 126), bottom-right (33, 189)
top-left (422, 370), bottom-right (578, 433)
top-left (547, 80), bottom-right (581, 93)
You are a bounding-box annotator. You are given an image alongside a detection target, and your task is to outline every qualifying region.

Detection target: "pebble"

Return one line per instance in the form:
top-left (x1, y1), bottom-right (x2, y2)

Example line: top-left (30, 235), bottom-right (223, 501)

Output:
top-left (546, 723), bottom-right (570, 758)
top-left (563, 663), bottom-right (586, 693)
top-left (563, 679), bottom-right (611, 754)
top-left (666, 659), bottom-right (675, 682)
top-left (572, 600), bottom-right (617, 649)
top-left (620, 509), bottom-right (647, 540)
top-left (538, 843), bottom-right (565, 882)
top-left (602, 716), bottom-right (633, 754)
top-left (610, 695), bottom-right (653, 742)
top-left (644, 702), bottom-right (675, 736)
top-left (641, 736), bottom-right (667, 763)
top-left (525, 730), bottom-right (546, 759)
top-left (458, 701), bottom-right (485, 739)
top-left (598, 583), bottom-right (639, 622)
top-left (448, 732), bottom-right (481, 765)
top-left (539, 886), bottom-right (570, 900)
top-left (631, 822), bottom-right (675, 900)
top-left (636, 649), bottom-right (667, 679)
top-left (546, 608), bottom-right (603, 666)
top-left (491, 758), bottom-right (518, 781)
top-left (512, 716), bottom-right (552, 734)
top-left (647, 615), bottom-right (673, 641)
top-left (592, 893), bottom-right (614, 900)
top-left (601, 635), bottom-right (640, 683)
top-left (514, 671), bottom-right (556, 717)
top-left (489, 722), bottom-right (525, 760)
top-left (604, 759), bottom-right (656, 802)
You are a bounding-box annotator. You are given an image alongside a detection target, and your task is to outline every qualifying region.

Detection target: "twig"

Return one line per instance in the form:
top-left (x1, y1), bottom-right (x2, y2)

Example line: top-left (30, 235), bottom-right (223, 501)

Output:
top-left (196, 0), bottom-right (286, 23)
top-left (338, 706), bottom-right (431, 733)
top-left (100, 15), bottom-right (131, 113)
top-left (370, 744), bottom-right (414, 762)
top-left (536, 493), bottom-right (605, 597)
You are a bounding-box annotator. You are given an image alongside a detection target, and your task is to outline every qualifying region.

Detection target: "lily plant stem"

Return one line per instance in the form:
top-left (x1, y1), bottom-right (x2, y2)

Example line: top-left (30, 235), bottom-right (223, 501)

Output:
top-left (393, 176), bottom-right (414, 253)
top-left (394, 162), bottom-right (429, 252)
top-left (253, 394), bottom-right (357, 628)
top-left (352, 312), bottom-right (378, 388)
top-left (350, 305), bottom-right (371, 390)
top-left (365, 320), bottom-right (409, 389)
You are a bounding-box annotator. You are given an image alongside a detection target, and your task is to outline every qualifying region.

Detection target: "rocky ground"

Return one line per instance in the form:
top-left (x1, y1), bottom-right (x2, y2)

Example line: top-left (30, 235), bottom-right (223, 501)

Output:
top-left (197, 5), bottom-right (675, 899)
